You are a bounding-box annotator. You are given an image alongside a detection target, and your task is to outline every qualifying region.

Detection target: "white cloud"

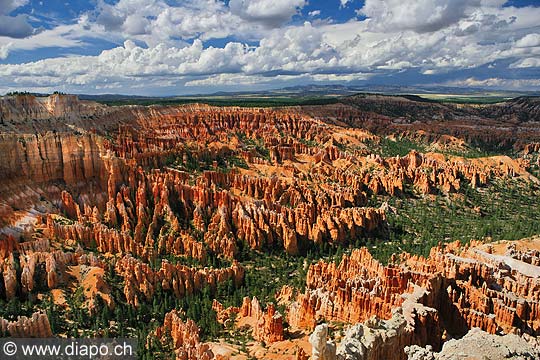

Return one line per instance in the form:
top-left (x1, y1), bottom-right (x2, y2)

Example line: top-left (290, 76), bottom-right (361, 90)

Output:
top-left (360, 0), bottom-right (480, 33)
top-left (147, 1), bottom-right (245, 44)
top-left (90, 0), bottom-right (306, 46)
top-left (0, 39), bottom-right (248, 90)
top-left (1, 0), bottom-right (540, 93)
top-left (0, 0), bottom-right (34, 38)
top-left (0, 0), bottom-right (28, 14)
top-left (0, 43), bottom-right (11, 59)
top-left (185, 72), bottom-right (370, 87)
top-left (229, 0), bottom-right (305, 27)
top-left (516, 33), bottom-right (540, 48)
top-left (0, 19), bottom-right (93, 53)
top-left (445, 77), bottom-right (540, 90)
top-left (308, 10), bottom-right (321, 17)
top-left (510, 57), bottom-right (540, 68)
top-left (245, 22), bottom-right (338, 74)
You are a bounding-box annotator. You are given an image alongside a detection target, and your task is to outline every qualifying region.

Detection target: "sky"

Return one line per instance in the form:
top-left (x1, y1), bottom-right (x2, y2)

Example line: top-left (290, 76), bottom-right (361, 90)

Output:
top-left (0, 0), bottom-right (539, 95)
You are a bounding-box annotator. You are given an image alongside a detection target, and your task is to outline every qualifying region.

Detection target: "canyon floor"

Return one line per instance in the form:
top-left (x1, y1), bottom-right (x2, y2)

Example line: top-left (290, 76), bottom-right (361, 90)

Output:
top-left (0, 93), bottom-right (539, 359)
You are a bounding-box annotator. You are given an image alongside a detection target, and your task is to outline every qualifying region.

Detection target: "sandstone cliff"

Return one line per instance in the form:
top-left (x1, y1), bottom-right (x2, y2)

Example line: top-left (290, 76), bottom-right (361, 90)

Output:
top-left (0, 94), bottom-right (105, 124)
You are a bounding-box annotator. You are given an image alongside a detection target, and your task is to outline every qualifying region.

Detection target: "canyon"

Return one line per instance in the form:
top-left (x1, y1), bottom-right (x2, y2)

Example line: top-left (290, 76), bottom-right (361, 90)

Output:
top-left (0, 94), bottom-right (539, 359)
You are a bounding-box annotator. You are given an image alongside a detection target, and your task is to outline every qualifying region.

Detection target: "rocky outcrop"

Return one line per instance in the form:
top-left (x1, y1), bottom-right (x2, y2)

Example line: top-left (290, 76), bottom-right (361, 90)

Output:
top-left (45, 159), bottom-right (388, 260)
top-left (212, 296), bottom-right (284, 344)
top-left (403, 241), bottom-right (540, 337)
top-left (153, 310), bottom-right (214, 360)
top-left (0, 94), bottom-right (105, 123)
top-left (524, 143), bottom-right (540, 155)
top-left (115, 255), bottom-right (244, 307)
top-left (329, 95), bottom-right (540, 151)
top-left (374, 150), bottom-right (529, 194)
top-left (309, 324), bottom-right (336, 360)
top-left (287, 240), bottom-right (540, 336)
top-left (286, 248), bottom-right (408, 329)
top-left (242, 297), bottom-right (284, 343)
top-left (290, 239), bottom-right (539, 360)
top-left (1, 255), bottom-right (18, 299)
top-left (405, 328), bottom-right (540, 360)
top-left (0, 235), bottom-right (108, 310)
top-left (306, 284), bottom-right (441, 360)
top-left (296, 346), bottom-right (310, 360)
top-left (0, 312), bottom-right (52, 337)
top-left (4, 100), bottom-right (528, 263)
top-left (324, 315), bottom-right (540, 360)
top-left (335, 302), bottom-right (438, 360)
top-left (0, 132), bottom-right (108, 187)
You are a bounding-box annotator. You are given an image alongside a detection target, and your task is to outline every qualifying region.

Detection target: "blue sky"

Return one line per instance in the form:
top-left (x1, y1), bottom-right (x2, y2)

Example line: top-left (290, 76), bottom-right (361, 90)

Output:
top-left (0, 0), bottom-right (539, 95)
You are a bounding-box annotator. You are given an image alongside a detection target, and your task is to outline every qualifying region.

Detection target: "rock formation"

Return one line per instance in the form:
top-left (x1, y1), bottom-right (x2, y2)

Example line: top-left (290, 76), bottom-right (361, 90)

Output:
top-left (212, 296), bottom-right (284, 344)
top-left (1, 93), bottom-right (540, 350)
top-left (335, 307), bottom-right (435, 360)
top-left (0, 94), bottom-right (106, 124)
top-left (115, 255), bottom-right (244, 307)
top-left (309, 324), bottom-right (336, 360)
top-left (153, 310), bottom-right (214, 360)
top-left (287, 239), bottom-right (540, 337)
top-left (0, 312), bottom-right (52, 337)
top-left (405, 328), bottom-right (540, 360)
top-left (296, 239), bottom-right (540, 360)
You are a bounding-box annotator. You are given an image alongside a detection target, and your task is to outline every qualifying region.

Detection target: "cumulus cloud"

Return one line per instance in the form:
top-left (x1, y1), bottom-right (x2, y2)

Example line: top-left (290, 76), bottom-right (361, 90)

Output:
top-left (516, 33), bottom-right (540, 48)
top-left (0, 23), bottom-right (335, 84)
top-left (510, 57), bottom-right (540, 68)
top-left (0, 39), bottom-right (245, 89)
top-left (246, 22), bottom-right (338, 74)
top-left (95, 0), bottom-right (169, 42)
top-left (1, 0), bottom-right (540, 93)
top-left (0, 0), bottom-right (34, 38)
top-left (0, 0), bottom-right (28, 14)
top-left (148, 1), bottom-right (244, 44)
top-left (360, 0), bottom-right (480, 33)
top-left (229, 0), bottom-right (305, 27)
top-left (91, 0), bottom-right (306, 46)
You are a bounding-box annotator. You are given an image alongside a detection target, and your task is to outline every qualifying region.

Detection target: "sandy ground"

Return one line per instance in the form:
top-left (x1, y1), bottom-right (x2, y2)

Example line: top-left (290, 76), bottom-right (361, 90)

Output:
top-left (209, 334), bottom-right (311, 360)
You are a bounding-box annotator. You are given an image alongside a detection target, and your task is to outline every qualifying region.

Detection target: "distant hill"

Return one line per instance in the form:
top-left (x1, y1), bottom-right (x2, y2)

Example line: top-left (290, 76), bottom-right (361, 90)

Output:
top-left (75, 84), bottom-right (539, 102)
